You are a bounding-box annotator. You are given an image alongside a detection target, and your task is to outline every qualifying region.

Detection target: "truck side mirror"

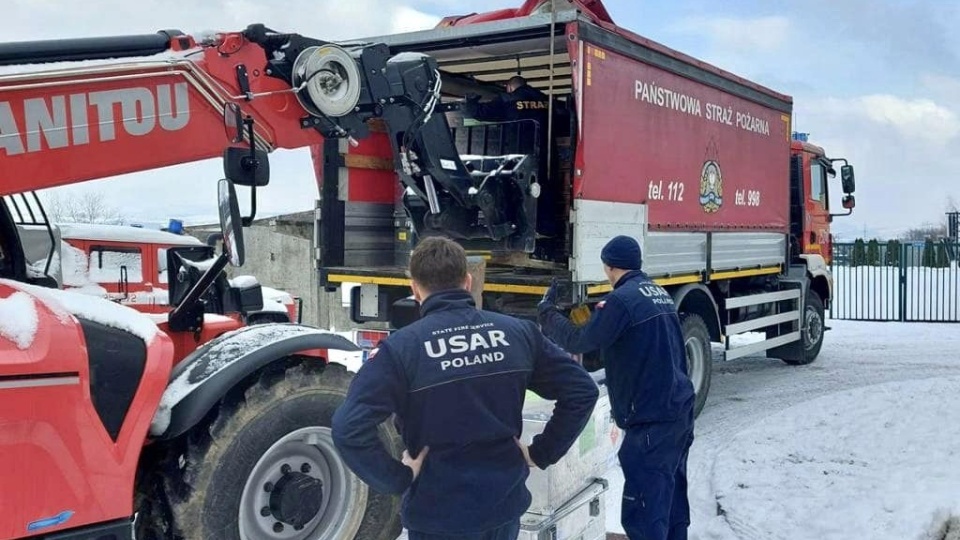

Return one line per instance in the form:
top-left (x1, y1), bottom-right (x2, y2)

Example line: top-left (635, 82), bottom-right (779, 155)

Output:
top-left (223, 146), bottom-right (270, 187)
top-left (218, 178), bottom-right (245, 267)
top-left (841, 164), bottom-right (855, 194)
top-left (842, 194), bottom-right (856, 210)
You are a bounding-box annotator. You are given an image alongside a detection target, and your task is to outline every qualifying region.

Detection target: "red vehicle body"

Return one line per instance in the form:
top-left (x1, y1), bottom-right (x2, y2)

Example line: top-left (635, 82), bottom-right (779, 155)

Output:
top-left (0, 22), bottom-right (402, 540)
top-left (315, 0), bottom-right (858, 418)
top-left (0, 1), bottom-right (856, 538)
top-left (45, 222), bottom-right (300, 321)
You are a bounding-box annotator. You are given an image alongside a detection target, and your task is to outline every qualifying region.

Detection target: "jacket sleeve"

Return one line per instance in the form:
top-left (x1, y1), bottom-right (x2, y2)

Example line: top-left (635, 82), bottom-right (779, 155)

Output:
top-left (331, 342), bottom-right (413, 495)
top-left (524, 326), bottom-right (600, 469)
top-left (539, 295), bottom-right (631, 355)
top-left (471, 94), bottom-right (513, 121)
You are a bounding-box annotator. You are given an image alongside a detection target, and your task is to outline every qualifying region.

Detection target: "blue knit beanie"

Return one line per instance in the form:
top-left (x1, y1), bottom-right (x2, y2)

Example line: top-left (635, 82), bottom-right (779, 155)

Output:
top-left (600, 235), bottom-right (642, 270)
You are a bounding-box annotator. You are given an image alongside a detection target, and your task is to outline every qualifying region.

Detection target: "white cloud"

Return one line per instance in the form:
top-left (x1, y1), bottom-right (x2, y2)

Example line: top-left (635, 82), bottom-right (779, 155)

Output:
top-left (806, 94), bottom-right (959, 148)
top-left (392, 6), bottom-right (443, 34)
top-left (669, 15), bottom-right (791, 54)
top-left (794, 92), bottom-right (960, 236)
top-left (6, 0), bottom-right (437, 42)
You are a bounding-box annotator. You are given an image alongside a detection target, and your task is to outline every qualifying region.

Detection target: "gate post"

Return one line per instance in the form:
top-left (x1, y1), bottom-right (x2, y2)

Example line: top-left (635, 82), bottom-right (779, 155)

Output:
top-left (898, 243), bottom-right (907, 322)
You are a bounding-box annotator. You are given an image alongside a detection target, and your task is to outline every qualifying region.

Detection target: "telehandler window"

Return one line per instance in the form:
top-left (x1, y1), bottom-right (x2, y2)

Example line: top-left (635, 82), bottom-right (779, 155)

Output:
top-left (158, 248), bottom-right (169, 284)
top-left (89, 246), bottom-right (143, 283)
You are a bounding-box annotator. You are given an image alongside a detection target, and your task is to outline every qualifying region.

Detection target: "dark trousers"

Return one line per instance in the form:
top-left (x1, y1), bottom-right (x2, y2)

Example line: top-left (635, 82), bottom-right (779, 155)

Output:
top-left (618, 417), bottom-right (694, 540)
top-left (407, 519), bottom-right (520, 540)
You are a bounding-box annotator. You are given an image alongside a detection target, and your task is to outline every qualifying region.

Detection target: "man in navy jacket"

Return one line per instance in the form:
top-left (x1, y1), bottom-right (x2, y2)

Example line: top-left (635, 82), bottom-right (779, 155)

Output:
top-left (332, 236), bottom-right (599, 539)
top-left (538, 235), bottom-right (696, 540)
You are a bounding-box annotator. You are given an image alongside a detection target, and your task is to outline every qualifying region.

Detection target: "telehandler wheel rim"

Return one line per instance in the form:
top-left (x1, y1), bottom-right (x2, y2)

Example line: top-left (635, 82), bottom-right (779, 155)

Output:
top-left (804, 304), bottom-right (824, 352)
top-left (685, 335), bottom-right (706, 396)
top-left (239, 426), bottom-right (363, 540)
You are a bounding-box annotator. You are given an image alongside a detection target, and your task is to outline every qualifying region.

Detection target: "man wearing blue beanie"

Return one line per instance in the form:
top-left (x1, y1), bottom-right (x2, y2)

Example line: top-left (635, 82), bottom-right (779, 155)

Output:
top-left (538, 234), bottom-right (695, 540)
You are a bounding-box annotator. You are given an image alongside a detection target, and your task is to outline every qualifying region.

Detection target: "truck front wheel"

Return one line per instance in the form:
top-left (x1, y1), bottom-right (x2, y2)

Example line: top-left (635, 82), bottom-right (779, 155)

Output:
top-left (680, 313), bottom-right (712, 418)
top-left (782, 289), bottom-right (825, 366)
top-left (164, 360), bottom-right (403, 540)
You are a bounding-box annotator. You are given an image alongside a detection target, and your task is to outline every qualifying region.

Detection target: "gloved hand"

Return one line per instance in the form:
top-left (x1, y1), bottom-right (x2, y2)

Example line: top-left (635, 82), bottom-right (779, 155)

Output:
top-left (538, 277), bottom-right (560, 316)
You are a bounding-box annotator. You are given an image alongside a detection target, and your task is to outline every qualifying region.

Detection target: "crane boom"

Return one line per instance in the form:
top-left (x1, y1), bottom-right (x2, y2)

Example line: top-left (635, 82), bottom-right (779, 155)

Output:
top-left (1, 24), bottom-right (542, 251)
top-left (0, 28), bottom-right (324, 196)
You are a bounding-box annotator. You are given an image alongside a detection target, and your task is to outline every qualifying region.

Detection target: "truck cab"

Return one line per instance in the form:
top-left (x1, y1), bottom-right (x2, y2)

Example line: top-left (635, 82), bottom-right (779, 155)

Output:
top-left (790, 135), bottom-right (857, 267)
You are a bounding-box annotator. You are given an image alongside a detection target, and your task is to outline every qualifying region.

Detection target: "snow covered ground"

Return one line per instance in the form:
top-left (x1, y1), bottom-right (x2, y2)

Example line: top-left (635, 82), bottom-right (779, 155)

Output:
top-left (602, 319), bottom-right (960, 540)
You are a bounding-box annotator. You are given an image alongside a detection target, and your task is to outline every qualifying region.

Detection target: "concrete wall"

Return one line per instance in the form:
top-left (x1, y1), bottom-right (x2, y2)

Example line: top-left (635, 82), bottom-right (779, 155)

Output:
top-left (224, 224), bottom-right (321, 326)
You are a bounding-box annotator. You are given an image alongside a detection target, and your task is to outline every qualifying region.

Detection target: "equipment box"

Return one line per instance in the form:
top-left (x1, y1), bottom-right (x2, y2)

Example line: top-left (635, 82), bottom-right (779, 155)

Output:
top-left (521, 376), bottom-right (621, 516)
top-left (519, 479), bottom-right (608, 540)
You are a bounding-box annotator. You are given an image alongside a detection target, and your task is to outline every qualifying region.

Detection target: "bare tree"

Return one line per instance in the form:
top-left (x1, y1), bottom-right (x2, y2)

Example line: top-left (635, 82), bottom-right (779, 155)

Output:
top-left (44, 191), bottom-right (124, 224)
top-left (900, 197), bottom-right (960, 241)
top-left (901, 223), bottom-right (948, 241)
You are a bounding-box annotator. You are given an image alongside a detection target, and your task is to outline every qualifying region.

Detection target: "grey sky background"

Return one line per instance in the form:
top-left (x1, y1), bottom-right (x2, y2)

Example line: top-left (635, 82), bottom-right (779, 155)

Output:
top-left (7, 0), bottom-right (959, 239)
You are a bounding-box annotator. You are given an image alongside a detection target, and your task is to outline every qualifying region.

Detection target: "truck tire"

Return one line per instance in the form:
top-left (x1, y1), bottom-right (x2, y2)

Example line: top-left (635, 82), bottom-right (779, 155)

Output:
top-left (680, 313), bottom-right (712, 418)
top-left (782, 289), bottom-right (825, 366)
top-left (163, 359), bottom-right (403, 540)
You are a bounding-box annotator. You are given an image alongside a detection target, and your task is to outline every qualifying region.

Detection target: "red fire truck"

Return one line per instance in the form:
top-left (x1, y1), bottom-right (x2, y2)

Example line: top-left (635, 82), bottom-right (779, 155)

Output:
top-left (315, 0), bottom-right (858, 417)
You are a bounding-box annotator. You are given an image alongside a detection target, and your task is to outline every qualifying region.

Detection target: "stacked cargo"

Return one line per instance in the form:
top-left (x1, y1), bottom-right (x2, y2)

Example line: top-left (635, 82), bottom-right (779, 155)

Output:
top-left (518, 374), bottom-right (620, 538)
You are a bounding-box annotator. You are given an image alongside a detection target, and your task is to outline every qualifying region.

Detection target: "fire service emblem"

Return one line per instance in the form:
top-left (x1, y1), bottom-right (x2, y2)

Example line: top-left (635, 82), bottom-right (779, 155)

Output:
top-left (699, 160), bottom-right (723, 213)
top-left (699, 139), bottom-right (723, 213)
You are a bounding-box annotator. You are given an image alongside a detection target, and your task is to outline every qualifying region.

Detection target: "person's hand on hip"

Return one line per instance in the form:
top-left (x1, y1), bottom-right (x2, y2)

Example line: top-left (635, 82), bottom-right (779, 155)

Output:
top-left (402, 447), bottom-right (430, 480)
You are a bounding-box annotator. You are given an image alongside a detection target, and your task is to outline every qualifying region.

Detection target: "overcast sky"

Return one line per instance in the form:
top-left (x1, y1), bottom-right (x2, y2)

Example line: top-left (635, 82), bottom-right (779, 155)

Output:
top-left (8, 0), bottom-right (959, 239)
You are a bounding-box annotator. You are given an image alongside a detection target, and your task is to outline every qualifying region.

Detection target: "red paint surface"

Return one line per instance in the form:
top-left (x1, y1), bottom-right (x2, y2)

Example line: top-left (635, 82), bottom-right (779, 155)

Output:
top-left (436, 0), bottom-right (613, 27)
top-left (577, 40), bottom-right (791, 233)
top-left (0, 282), bottom-right (174, 538)
top-left (0, 37), bottom-right (324, 197)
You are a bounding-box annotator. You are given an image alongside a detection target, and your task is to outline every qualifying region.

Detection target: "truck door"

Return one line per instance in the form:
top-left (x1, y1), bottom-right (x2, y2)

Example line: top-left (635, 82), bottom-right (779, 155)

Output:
top-left (805, 155), bottom-right (832, 262)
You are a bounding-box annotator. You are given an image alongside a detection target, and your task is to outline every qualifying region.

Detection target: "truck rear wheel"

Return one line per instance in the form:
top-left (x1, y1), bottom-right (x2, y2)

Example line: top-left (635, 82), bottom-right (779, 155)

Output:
top-left (681, 313), bottom-right (712, 418)
top-left (164, 360), bottom-right (403, 540)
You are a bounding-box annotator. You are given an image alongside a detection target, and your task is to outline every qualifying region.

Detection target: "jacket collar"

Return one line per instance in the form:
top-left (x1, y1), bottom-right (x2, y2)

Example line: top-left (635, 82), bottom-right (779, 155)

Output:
top-left (614, 269), bottom-right (646, 289)
top-left (419, 288), bottom-right (477, 317)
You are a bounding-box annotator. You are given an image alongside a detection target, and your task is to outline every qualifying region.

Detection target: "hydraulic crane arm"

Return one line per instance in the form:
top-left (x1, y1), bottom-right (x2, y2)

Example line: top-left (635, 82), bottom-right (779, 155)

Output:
top-left (0, 24), bottom-right (541, 251)
top-left (0, 29), bottom-right (328, 197)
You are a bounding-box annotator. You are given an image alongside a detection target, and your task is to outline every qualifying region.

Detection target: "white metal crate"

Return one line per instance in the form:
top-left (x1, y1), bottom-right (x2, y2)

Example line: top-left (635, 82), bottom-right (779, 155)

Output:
top-left (520, 378), bottom-right (621, 516)
top-left (519, 479), bottom-right (608, 540)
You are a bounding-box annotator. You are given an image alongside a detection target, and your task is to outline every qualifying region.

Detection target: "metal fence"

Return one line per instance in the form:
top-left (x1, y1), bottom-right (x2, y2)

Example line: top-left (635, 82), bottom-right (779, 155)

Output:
top-left (830, 241), bottom-right (960, 322)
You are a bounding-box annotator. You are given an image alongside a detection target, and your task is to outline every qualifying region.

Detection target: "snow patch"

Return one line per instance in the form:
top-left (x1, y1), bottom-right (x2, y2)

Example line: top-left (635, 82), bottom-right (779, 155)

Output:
top-left (150, 324), bottom-right (357, 435)
top-left (709, 376), bottom-right (960, 540)
top-left (57, 223), bottom-right (203, 246)
top-left (229, 275), bottom-right (260, 288)
top-left (59, 241), bottom-right (93, 287)
top-left (0, 292), bottom-right (39, 349)
top-left (7, 281), bottom-right (158, 343)
top-left (183, 257), bottom-right (217, 271)
top-left (0, 48), bottom-right (203, 76)
top-left (260, 286), bottom-right (293, 314)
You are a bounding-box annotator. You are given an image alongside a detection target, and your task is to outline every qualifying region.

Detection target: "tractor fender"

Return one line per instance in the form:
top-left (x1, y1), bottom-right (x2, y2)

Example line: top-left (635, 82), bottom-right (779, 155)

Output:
top-left (148, 323), bottom-right (359, 440)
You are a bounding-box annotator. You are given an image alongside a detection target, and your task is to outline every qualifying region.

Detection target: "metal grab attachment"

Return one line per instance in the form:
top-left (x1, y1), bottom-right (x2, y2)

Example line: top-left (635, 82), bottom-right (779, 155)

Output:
top-left (283, 41), bottom-right (539, 252)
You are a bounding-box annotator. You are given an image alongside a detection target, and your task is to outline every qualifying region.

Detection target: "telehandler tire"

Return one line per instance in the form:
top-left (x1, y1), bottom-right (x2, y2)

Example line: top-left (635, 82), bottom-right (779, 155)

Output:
top-left (163, 359), bottom-right (403, 540)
